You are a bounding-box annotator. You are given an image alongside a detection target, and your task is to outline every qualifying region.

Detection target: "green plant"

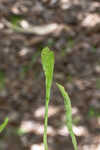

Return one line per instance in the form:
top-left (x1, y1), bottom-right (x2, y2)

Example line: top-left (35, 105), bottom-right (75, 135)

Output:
top-left (0, 117), bottom-right (8, 133)
top-left (56, 83), bottom-right (78, 150)
top-left (41, 47), bottom-right (78, 150)
top-left (41, 47), bottom-right (54, 150)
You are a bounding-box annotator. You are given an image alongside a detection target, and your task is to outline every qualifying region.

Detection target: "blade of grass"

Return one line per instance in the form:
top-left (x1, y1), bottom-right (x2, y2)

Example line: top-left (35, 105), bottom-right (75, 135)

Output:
top-left (41, 47), bottom-right (54, 150)
top-left (0, 117), bottom-right (9, 133)
top-left (56, 83), bottom-right (78, 150)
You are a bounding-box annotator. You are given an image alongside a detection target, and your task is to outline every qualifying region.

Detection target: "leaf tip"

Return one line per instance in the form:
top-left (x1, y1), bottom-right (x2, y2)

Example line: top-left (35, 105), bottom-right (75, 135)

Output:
top-left (56, 82), bottom-right (64, 90)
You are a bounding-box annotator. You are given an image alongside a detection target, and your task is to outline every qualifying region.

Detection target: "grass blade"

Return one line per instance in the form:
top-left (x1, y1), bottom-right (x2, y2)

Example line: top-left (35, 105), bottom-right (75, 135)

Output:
top-left (41, 47), bottom-right (54, 150)
top-left (56, 83), bottom-right (78, 150)
top-left (0, 117), bottom-right (9, 133)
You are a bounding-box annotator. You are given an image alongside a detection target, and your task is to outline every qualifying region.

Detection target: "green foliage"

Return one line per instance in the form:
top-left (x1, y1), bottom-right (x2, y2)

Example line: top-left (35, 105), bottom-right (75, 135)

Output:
top-left (41, 47), bottom-right (54, 150)
top-left (0, 117), bottom-right (8, 133)
top-left (56, 83), bottom-right (78, 150)
top-left (41, 47), bottom-right (78, 150)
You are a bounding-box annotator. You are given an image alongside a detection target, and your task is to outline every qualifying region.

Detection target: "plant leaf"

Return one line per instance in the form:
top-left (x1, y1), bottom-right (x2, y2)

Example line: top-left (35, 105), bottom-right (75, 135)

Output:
top-left (0, 117), bottom-right (8, 133)
top-left (41, 47), bottom-right (54, 150)
top-left (56, 83), bottom-right (78, 150)
top-left (41, 47), bottom-right (54, 102)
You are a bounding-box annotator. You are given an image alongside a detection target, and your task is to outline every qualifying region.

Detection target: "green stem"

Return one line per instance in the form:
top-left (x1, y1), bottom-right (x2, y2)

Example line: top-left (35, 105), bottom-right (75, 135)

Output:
top-left (43, 100), bottom-right (49, 150)
top-left (43, 81), bottom-right (50, 150)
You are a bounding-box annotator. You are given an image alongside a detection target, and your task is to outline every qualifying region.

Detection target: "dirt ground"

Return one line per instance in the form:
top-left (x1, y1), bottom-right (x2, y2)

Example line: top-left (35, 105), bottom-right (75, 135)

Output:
top-left (0, 0), bottom-right (100, 150)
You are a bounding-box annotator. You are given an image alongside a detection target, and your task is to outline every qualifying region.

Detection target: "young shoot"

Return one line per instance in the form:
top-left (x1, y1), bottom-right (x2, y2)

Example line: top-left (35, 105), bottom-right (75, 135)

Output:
top-left (56, 83), bottom-right (78, 150)
top-left (41, 47), bottom-right (54, 150)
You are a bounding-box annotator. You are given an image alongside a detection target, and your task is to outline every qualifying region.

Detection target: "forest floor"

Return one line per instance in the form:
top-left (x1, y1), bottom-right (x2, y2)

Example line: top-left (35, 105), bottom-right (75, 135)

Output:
top-left (0, 0), bottom-right (100, 150)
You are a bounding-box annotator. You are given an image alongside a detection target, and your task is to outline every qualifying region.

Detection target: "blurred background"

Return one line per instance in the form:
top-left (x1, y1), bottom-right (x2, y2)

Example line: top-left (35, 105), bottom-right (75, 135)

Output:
top-left (0, 0), bottom-right (100, 150)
